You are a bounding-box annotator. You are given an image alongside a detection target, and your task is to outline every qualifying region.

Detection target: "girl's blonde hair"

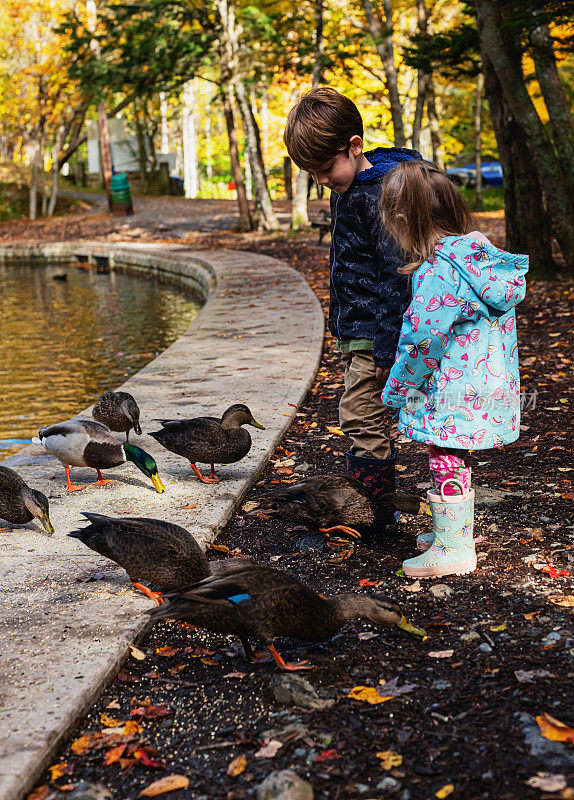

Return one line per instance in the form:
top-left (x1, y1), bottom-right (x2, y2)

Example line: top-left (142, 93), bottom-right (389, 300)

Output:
top-left (380, 160), bottom-right (475, 275)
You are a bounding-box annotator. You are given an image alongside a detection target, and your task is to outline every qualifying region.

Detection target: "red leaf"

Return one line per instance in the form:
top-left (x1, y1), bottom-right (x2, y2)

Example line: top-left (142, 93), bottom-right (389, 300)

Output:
top-left (313, 749), bottom-right (341, 762)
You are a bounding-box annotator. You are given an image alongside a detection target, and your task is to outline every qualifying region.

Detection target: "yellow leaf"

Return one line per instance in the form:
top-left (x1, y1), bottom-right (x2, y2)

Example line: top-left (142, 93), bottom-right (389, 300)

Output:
top-left (123, 720), bottom-right (143, 736)
top-left (347, 686), bottom-right (392, 704)
top-left (100, 713), bottom-right (125, 727)
top-left (48, 763), bottom-right (72, 781)
top-left (129, 645), bottom-right (146, 660)
top-left (548, 594), bottom-right (574, 607)
top-left (227, 754), bottom-right (247, 776)
top-left (376, 750), bottom-right (403, 769)
top-left (326, 426), bottom-right (345, 436)
top-left (490, 622), bottom-right (507, 632)
top-left (139, 776), bottom-right (190, 796)
top-left (436, 786), bottom-right (455, 798)
top-left (536, 713), bottom-right (574, 743)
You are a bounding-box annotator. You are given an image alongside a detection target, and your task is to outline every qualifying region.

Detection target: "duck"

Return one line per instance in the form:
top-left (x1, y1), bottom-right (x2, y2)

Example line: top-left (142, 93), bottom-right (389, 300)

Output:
top-left (69, 513), bottom-right (210, 604)
top-left (0, 465), bottom-right (54, 534)
top-left (149, 404), bottom-right (265, 484)
top-left (92, 391), bottom-right (142, 442)
top-left (33, 419), bottom-right (165, 493)
top-left (69, 513), bottom-right (252, 604)
top-left (251, 474), bottom-right (427, 559)
top-left (148, 563), bottom-right (426, 671)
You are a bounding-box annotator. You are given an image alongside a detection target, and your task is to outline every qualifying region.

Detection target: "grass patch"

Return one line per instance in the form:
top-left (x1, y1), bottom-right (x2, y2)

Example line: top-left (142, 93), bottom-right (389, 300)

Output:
top-left (459, 185), bottom-right (505, 212)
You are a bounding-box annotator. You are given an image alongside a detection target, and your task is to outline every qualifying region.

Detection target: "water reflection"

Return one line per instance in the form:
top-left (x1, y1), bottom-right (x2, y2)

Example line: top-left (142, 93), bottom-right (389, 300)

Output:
top-left (0, 265), bottom-right (201, 460)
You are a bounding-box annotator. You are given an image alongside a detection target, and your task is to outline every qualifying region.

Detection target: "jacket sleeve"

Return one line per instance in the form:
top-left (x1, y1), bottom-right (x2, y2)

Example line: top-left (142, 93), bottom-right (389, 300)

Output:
top-left (366, 198), bottom-right (411, 368)
top-left (382, 266), bottom-right (461, 407)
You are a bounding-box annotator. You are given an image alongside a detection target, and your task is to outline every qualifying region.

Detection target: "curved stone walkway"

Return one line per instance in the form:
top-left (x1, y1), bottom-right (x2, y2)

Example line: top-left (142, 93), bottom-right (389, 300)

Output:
top-left (0, 243), bottom-right (324, 800)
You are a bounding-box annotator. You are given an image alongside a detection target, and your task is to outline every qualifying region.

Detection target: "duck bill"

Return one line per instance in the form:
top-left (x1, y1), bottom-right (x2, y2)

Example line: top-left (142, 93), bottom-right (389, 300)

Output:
top-left (150, 473), bottom-right (166, 493)
top-left (39, 513), bottom-right (55, 535)
top-left (133, 422), bottom-right (142, 436)
top-left (398, 614), bottom-right (427, 639)
top-left (249, 417), bottom-right (265, 430)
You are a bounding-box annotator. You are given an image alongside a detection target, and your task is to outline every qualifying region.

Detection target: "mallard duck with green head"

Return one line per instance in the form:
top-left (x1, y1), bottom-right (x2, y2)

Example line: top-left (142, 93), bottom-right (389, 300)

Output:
top-left (0, 465), bottom-right (54, 534)
top-left (92, 391), bottom-right (142, 442)
top-left (148, 563), bottom-right (426, 671)
top-left (149, 404), bottom-right (265, 484)
top-left (251, 474), bottom-right (427, 559)
top-left (33, 419), bottom-right (165, 493)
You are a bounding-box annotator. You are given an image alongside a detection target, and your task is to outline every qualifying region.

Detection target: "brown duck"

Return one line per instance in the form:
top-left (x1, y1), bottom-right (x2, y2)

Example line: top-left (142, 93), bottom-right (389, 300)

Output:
top-left (149, 404), bottom-right (265, 483)
top-left (92, 391), bottom-right (142, 442)
top-left (69, 513), bottom-right (210, 604)
top-left (252, 474), bottom-right (427, 559)
top-left (0, 465), bottom-right (54, 534)
top-left (148, 562), bottom-right (426, 670)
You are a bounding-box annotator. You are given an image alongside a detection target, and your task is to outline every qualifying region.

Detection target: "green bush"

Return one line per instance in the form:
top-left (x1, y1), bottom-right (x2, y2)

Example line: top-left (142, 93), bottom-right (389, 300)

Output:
top-left (459, 185), bottom-right (505, 212)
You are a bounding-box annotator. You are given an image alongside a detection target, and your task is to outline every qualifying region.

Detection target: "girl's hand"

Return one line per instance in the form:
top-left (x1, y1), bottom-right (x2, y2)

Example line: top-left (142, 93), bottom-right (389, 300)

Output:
top-left (375, 367), bottom-right (390, 383)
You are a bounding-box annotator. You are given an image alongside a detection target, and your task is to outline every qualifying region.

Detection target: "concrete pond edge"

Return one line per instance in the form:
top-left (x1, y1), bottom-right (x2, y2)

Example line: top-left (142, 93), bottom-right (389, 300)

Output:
top-left (0, 242), bottom-right (324, 800)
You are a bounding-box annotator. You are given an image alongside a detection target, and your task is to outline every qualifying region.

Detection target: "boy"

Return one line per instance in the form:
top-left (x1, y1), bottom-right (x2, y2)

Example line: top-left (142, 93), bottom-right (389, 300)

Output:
top-left (284, 87), bottom-right (421, 496)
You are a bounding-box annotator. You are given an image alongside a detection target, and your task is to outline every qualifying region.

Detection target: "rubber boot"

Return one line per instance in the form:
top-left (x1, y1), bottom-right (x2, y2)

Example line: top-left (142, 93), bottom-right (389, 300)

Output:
top-left (403, 479), bottom-right (476, 578)
top-left (346, 444), bottom-right (396, 498)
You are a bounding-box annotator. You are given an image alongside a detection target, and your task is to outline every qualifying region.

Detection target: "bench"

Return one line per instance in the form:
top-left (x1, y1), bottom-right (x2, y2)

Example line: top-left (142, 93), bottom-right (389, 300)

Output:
top-left (310, 209), bottom-right (331, 244)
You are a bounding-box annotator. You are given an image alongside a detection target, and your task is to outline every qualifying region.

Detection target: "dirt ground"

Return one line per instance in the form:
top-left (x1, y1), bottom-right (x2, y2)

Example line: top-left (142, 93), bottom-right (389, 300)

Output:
top-left (11, 200), bottom-right (573, 800)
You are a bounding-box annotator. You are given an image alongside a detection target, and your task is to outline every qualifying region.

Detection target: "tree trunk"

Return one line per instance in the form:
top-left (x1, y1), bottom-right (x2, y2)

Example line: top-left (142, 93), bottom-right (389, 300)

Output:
top-left (29, 138), bottom-right (41, 221)
top-left (483, 52), bottom-right (556, 276)
top-left (221, 82), bottom-right (252, 231)
top-left (182, 80), bottom-right (199, 198)
top-left (361, 0), bottom-right (406, 147)
top-left (475, 0), bottom-right (574, 271)
top-left (217, 0), bottom-right (278, 230)
top-left (283, 157), bottom-right (293, 199)
top-left (291, 0), bottom-right (324, 229)
top-left (47, 124), bottom-right (65, 217)
top-left (426, 75), bottom-right (444, 169)
top-left (411, 71), bottom-right (426, 152)
top-left (475, 71), bottom-right (484, 211)
top-left (529, 23), bottom-right (574, 188)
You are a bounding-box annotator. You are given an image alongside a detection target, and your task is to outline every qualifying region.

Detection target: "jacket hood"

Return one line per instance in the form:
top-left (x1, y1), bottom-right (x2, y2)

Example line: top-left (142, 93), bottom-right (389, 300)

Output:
top-left (353, 147), bottom-right (421, 185)
top-left (437, 237), bottom-right (529, 314)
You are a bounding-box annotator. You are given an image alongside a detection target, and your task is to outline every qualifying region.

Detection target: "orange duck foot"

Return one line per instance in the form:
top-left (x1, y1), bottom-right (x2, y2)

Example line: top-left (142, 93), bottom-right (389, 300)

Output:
top-left (190, 463), bottom-right (220, 484)
top-left (131, 582), bottom-right (165, 606)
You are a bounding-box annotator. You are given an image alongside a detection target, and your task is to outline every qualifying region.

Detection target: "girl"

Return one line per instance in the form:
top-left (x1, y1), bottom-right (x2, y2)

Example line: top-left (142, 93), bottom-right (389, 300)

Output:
top-left (379, 161), bottom-right (528, 579)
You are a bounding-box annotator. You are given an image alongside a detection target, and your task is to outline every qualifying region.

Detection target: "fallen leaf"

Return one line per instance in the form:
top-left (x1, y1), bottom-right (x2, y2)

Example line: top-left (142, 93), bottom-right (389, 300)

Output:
top-left (103, 744), bottom-right (127, 765)
top-left (48, 763), bottom-right (73, 781)
top-left (201, 657), bottom-right (219, 666)
top-left (403, 580), bottom-right (423, 592)
top-left (123, 720), bottom-right (143, 735)
top-left (347, 686), bottom-right (392, 704)
top-left (358, 631), bottom-right (379, 640)
top-left (106, 700), bottom-right (121, 710)
top-left (541, 565), bottom-right (570, 579)
top-left (129, 646), bottom-right (146, 661)
top-left (27, 787), bottom-right (50, 800)
top-left (429, 584), bottom-right (454, 599)
top-left (276, 467), bottom-right (293, 475)
top-left (179, 504), bottom-right (197, 510)
top-left (395, 464), bottom-right (408, 472)
top-left (227, 754), bottom-right (247, 776)
top-left (358, 578), bottom-right (381, 587)
top-left (313, 748), bottom-right (341, 762)
top-left (255, 739), bottom-right (283, 758)
top-left (156, 646), bottom-right (179, 657)
top-left (526, 773), bottom-right (566, 792)
top-left (376, 750), bottom-right (403, 770)
top-left (436, 786), bottom-right (454, 799)
top-left (71, 734), bottom-right (100, 755)
top-left (536, 713), bottom-right (574, 743)
top-left (377, 677), bottom-right (416, 697)
top-left (139, 775), bottom-right (189, 796)
top-left (515, 669), bottom-right (555, 683)
top-left (133, 747), bottom-right (165, 769)
top-left (224, 672), bottom-right (246, 679)
top-left (490, 622), bottom-right (507, 632)
top-left (548, 594), bottom-right (574, 607)
top-left (242, 501), bottom-right (259, 513)
top-left (326, 426), bottom-right (344, 435)
top-left (209, 543), bottom-right (230, 555)
top-left (100, 713), bottom-right (125, 727)
top-left (131, 705), bottom-right (172, 720)
top-left (428, 650), bottom-right (454, 659)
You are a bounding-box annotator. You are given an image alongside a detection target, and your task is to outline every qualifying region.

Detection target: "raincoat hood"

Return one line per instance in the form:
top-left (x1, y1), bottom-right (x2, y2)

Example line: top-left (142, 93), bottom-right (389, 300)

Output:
top-left (436, 238), bottom-right (528, 315)
top-left (354, 147), bottom-right (421, 186)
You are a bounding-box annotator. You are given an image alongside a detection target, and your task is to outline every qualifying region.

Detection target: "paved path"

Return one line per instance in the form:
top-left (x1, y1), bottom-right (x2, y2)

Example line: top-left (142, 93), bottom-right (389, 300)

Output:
top-left (0, 243), bottom-right (324, 800)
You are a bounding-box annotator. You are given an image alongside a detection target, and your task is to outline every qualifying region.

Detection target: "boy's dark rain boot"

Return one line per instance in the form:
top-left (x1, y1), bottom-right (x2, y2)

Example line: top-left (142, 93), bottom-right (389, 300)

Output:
top-left (345, 444), bottom-right (396, 498)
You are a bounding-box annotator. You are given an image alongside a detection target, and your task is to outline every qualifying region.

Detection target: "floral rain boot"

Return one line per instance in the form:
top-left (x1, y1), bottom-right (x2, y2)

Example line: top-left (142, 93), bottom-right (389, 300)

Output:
top-left (403, 479), bottom-right (476, 578)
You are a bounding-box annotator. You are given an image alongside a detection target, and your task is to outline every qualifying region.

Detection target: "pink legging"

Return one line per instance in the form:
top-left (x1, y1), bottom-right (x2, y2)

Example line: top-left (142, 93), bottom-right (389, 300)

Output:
top-left (429, 445), bottom-right (472, 496)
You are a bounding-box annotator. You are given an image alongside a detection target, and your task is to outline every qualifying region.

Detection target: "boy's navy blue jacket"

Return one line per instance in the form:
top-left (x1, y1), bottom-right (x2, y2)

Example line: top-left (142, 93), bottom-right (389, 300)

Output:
top-left (329, 146), bottom-right (421, 367)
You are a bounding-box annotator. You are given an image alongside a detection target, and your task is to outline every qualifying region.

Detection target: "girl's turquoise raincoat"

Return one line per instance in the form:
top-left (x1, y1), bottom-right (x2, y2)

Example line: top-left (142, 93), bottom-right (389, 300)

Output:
top-left (382, 235), bottom-right (529, 450)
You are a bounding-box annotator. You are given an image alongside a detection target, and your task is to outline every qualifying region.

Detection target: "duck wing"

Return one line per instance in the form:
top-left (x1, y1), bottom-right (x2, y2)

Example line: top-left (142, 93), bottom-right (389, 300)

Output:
top-left (0, 466), bottom-right (30, 523)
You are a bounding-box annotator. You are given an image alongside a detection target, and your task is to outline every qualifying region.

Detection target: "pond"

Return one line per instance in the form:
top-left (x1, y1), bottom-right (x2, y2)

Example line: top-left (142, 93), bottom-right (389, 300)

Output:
top-left (0, 264), bottom-right (202, 460)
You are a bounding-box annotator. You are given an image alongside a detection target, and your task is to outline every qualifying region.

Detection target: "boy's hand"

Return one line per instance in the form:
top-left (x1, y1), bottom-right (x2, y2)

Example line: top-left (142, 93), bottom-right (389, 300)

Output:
top-left (375, 366), bottom-right (390, 383)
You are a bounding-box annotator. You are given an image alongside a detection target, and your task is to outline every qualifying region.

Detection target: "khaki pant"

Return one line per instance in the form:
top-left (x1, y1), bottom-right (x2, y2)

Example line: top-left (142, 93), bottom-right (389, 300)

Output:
top-left (339, 351), bottom-right (394, 460)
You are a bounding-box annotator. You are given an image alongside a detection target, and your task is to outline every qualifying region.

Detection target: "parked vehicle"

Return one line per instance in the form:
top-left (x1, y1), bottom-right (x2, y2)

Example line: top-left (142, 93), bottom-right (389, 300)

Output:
top-left (446, 160), bottom-right (503, 188)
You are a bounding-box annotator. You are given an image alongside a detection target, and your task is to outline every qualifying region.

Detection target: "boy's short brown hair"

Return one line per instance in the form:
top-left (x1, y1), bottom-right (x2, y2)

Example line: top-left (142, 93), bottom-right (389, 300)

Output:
top-left (283, 87), bottom-right (364, 171)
